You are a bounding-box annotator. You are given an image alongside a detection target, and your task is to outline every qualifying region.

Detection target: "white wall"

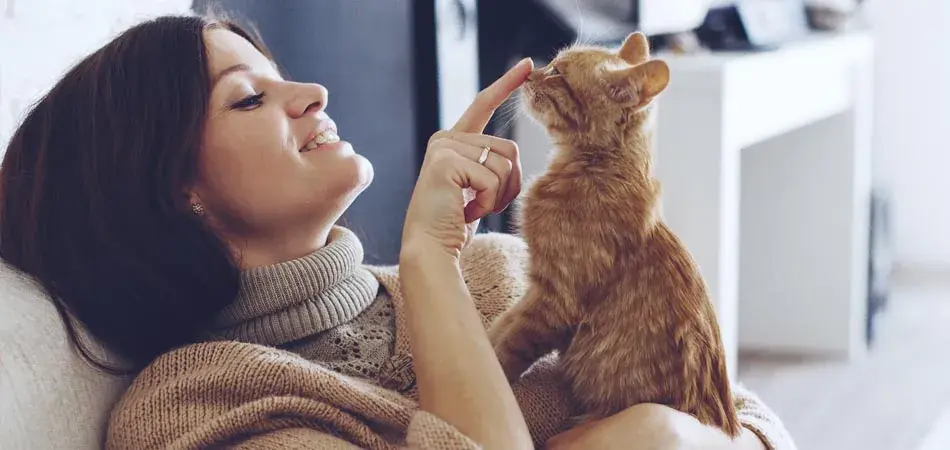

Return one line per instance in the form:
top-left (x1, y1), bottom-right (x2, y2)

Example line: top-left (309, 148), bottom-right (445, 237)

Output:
top-left (0, 0), bottom-right (192, 152)
top-left (868, 0), bottom-right (950, 269)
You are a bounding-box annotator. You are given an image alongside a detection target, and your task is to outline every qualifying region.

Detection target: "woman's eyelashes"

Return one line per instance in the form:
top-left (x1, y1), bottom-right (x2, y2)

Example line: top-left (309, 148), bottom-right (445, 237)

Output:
top-left (230, 92), bottom-right (266, 110)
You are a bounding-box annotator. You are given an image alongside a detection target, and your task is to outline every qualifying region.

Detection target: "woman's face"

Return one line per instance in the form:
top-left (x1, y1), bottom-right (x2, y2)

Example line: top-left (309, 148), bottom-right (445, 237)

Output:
top-left (193, 29), bottom-right (373, 265)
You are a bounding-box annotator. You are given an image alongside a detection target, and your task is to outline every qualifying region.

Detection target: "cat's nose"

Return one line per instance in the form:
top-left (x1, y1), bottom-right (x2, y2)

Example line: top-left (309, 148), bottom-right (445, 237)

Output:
top-left (526, 69), bottom-right (543, 82)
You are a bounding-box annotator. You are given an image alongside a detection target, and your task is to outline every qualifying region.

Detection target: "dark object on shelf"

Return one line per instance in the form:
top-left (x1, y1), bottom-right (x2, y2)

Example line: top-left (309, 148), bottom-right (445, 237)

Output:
top-left (806, 0), bottom-right (867, 31)
top-left (866, 188), bottom-right (893, 346)
top-left (695, 0), bottom-right (811, 51)
top-left (649, 31), bottom-right (710, 55)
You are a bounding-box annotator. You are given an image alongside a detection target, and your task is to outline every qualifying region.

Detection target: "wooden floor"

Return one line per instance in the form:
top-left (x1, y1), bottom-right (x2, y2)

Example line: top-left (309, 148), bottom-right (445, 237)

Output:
top-left (737, 277), bottom-right (950, 450)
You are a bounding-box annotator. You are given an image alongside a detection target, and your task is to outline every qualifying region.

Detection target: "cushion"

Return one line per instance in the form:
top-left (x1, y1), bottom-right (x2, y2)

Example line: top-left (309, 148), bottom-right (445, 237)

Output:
top-left (0, 260), bottom-right (129, 449)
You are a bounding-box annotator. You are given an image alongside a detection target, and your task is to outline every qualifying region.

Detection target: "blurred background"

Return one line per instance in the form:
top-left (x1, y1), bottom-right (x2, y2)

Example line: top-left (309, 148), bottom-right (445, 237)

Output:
top-left (1, 1), bottom-right (948, 449)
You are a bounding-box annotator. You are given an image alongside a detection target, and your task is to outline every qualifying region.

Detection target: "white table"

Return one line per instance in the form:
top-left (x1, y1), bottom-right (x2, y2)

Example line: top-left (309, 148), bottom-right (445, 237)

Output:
top-left (653, 31), bottom-right (875, 377)
top-left (514, 31), bottom-right (875, 378)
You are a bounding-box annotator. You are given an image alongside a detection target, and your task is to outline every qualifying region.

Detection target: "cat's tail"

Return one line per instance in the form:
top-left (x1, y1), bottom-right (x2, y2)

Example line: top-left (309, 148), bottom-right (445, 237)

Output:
top-left (682, 332), bottom-right (742, 438)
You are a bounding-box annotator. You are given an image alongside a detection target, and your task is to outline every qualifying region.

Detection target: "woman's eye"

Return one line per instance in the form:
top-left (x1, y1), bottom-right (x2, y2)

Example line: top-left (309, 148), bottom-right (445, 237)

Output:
top-left (230, 92), bottom-right (266, 110)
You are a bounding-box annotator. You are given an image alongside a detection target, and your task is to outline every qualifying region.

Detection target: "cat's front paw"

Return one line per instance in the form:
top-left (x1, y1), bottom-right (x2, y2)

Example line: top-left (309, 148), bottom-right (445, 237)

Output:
top-left (496, 349), bottom-right (531, 384)
top-left (486, 312), bottom-right (514, 348)
top-left (488, 318), bottom-right (527, 383)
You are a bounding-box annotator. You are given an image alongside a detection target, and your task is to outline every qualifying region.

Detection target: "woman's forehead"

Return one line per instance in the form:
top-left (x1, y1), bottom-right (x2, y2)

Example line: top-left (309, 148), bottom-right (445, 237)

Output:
top-left (204, 29), bottom-right (273, 77)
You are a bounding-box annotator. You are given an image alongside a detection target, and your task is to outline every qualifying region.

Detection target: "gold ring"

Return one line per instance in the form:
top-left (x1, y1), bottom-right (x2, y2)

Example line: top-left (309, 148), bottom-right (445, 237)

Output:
top-left (477, 146), bottom-right (491, 165)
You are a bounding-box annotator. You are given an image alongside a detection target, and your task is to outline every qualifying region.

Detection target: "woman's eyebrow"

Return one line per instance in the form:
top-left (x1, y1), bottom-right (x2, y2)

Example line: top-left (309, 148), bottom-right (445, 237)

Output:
top-left (212, 63), bottom-right (251, 88)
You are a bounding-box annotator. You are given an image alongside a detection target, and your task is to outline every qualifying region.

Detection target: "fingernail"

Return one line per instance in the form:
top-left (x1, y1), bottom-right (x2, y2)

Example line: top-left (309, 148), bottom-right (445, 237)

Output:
top-left (519, 57), bottom-right (534, 69)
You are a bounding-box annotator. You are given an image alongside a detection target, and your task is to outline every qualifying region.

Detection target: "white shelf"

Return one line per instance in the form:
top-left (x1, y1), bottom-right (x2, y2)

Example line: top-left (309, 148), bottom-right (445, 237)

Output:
top-left (654, 31), bottom-right (875, 375)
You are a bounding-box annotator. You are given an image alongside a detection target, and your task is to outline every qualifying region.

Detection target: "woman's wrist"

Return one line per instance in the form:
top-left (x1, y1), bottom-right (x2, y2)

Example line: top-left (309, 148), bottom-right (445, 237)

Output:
top-left (399, 232), bottom-right (460, 266)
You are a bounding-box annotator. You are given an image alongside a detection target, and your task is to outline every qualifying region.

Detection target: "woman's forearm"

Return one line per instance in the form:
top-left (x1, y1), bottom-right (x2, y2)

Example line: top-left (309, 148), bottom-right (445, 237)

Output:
top-left (399, 243), bottom-right (532, 449)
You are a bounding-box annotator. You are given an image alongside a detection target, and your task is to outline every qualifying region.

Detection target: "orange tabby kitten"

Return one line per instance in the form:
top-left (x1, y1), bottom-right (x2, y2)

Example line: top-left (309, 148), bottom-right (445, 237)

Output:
top-left (488, 32), bottom-right (741, 437)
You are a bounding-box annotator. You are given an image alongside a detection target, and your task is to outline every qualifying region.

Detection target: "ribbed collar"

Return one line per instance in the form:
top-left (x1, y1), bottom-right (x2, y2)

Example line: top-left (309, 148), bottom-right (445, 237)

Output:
top-left (209, 226), bottom-right (380, 347)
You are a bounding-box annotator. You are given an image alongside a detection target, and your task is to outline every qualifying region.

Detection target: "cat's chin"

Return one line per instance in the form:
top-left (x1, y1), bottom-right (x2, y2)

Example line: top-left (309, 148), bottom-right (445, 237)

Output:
top-left (521, 90), bottom-right (551, 126)
top-left (521, 95), bottom-right (570, 134)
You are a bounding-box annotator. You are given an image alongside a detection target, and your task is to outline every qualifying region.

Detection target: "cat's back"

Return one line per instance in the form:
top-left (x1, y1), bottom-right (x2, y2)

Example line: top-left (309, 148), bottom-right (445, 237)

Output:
top-left (558, 220), bottom-right (724, 417)
top-left (636, 221), bottom-right (708, 296)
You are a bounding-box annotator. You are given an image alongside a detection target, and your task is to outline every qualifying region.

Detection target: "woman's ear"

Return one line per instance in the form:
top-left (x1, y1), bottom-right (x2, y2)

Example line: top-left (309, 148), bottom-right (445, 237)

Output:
top-left (603, 60), bottom-right (670, 107)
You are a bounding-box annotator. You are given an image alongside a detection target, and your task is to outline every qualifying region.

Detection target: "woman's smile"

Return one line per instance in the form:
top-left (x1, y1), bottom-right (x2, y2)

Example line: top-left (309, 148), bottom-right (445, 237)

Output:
top-left (300, 129), bottom-right (341, 152)
top-left (299, 116), bottom-right (340, 152)
top-left (301, 139), bottom-right (351, 155)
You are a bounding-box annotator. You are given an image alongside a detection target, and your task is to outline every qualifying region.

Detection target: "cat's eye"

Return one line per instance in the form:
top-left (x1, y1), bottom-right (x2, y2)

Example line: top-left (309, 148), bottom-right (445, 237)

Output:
top-left (546, 65), bottom-right (561, 76)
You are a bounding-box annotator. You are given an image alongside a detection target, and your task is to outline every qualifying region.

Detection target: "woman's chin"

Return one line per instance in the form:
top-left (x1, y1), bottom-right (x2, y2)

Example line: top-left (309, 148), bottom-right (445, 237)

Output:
top-left (353, 155), bottom-right (374, 192)
top-left (331, 152), bottom-right (374, 199)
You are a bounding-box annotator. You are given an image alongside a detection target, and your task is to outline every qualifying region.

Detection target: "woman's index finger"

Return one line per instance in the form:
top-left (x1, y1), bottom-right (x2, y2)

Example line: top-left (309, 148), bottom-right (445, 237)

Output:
top-left (451, 58), bottom-right (533, 133)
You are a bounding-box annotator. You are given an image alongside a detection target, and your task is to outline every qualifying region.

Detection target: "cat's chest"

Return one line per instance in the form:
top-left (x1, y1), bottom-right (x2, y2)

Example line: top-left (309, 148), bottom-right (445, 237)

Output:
top-left (523, 188), bottom-right (644, 237)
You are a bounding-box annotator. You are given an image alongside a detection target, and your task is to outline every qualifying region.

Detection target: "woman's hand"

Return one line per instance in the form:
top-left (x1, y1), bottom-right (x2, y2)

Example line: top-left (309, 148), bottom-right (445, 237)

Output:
top-left (546, 404), bottom-right (767, 450)
top-left (397, 58), bottom-right (536, 450)
top-left (401, 58), bottom-right (532, 259)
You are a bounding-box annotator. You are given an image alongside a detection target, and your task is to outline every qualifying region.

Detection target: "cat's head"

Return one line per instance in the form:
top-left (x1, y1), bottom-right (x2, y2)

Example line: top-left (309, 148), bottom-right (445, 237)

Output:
top-left (522, 32), bottom-right (670, 139)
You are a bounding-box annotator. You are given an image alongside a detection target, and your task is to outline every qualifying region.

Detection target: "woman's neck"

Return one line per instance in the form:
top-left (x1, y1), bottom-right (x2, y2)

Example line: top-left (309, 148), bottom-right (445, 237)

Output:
top-left (230, 224), bottom-right (334, 270)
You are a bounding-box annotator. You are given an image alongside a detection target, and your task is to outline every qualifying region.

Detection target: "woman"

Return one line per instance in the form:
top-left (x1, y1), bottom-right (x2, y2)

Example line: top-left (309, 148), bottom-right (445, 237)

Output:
top-left (0, 14), bottom-right (794, 450)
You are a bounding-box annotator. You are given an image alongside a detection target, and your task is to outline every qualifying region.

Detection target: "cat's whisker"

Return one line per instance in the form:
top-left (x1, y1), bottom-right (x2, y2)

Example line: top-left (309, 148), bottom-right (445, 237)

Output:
top-left (503, 93), bottom-right (525, 112)
top-left (495, 113), bottom-right (521, 136)
top-left (574, 0), bottom-right (588, 46)
top-left (486, 95), bottom-right (525, 136)
top-left (493, 101), bottom-right (524, 135)
top-left (499, 96), bottom-right (523, 116)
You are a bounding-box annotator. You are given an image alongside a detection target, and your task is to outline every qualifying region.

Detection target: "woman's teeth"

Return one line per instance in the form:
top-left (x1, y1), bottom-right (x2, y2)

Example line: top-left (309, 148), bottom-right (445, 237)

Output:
top-left (302, 130), bottom-right (340, 152)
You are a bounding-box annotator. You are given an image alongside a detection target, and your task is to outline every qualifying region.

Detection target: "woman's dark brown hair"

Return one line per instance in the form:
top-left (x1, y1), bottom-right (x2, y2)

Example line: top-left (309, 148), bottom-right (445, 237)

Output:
top-left (0, 14), bottom-right (270, 373)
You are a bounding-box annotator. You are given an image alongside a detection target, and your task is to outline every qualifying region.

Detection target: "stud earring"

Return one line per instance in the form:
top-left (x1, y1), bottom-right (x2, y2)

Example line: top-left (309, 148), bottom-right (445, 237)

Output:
top-left (190, 202), bottom-right (204, 216)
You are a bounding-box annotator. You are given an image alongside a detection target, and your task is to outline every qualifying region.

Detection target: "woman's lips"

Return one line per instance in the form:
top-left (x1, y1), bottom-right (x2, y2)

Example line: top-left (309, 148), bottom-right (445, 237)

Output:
top-left (301, 129), bottom-right (341, 152)
top-left (300, 118), bottom-right (340, 152)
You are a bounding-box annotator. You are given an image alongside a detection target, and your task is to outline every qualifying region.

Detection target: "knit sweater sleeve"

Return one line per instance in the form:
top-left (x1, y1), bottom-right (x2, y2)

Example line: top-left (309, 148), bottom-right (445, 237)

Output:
top-left (229, 413), bottom-right (480, 450)
top-left (106, 341), bottom-right (487, 450)
top-left (232, 427), bottom-right (364, 449)
top-left (405, 411), bottom-right (481, 449)
top-left (734, 383), bottom-right (798, 450)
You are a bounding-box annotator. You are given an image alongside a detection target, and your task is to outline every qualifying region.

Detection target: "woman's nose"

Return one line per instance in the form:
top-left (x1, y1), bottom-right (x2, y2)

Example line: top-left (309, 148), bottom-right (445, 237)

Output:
top-left (289, 83), bottom-right (329, 117)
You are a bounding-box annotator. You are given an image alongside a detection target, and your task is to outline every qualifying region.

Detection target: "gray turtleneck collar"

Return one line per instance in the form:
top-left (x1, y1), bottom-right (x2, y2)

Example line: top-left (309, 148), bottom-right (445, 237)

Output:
top-left (209, 227), bottom-right (380, 347)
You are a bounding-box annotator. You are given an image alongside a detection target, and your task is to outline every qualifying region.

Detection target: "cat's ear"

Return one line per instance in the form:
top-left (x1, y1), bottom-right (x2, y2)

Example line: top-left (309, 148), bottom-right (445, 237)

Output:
top-left (618, 32), bottom-right (650, 64)
top-left (603, 60), bottom-right (670, 107)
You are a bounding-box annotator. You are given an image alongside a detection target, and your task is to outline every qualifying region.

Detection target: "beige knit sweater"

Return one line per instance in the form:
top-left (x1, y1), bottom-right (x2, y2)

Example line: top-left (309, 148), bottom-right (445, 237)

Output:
top-left (106, 229), bottom-right (795, 449)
